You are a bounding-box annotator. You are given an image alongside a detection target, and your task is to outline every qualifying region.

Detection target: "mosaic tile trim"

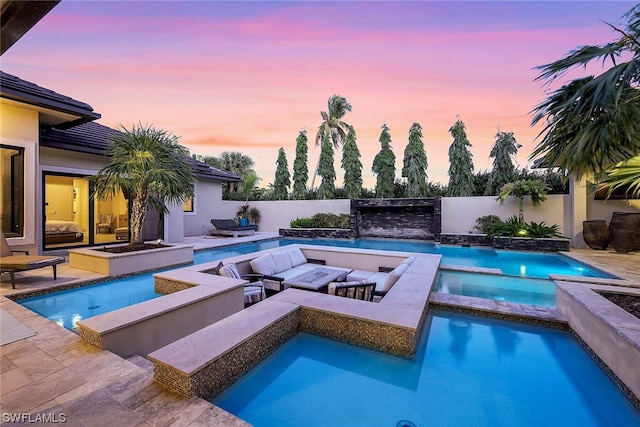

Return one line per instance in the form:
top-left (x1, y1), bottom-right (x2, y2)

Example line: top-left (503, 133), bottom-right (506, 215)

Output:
top-left (568, 329), bottom-right (640, 412)
top-left (154, 278), bottom-right (196, 295)
top-left (299, 307), bottom-right (417, 359)
top-left (154, 310), bottom-right (300, 398)
top-left (428, 301), bottom-right (568, 330)
top-left (7, 262), bottom-right (193, 301)
top-left (78, 327), bottom-right (102, 350)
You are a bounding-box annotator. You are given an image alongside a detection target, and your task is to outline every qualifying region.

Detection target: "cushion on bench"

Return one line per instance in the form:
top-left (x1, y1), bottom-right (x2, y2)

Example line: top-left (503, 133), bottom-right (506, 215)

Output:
top-left (379, 262), bottom-right (410, 293)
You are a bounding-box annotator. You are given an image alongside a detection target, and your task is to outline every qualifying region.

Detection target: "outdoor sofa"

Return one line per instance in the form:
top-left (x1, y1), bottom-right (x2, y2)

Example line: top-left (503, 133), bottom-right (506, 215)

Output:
top-left (249, 247), bottom-right (350, 292)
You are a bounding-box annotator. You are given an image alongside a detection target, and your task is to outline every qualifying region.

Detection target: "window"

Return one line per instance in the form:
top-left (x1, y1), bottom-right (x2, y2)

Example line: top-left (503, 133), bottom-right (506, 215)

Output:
top-left (1, 145), bottom-right (25, 237)
top-left (184, 197), bottom-right (194, 212)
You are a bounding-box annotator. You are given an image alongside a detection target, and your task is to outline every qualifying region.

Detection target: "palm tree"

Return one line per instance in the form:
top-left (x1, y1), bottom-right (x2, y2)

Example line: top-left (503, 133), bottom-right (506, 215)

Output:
top-left (90, 123), bottom-right (196, 245)
top-left (530, 5), bottom-right (640, 187)
top-left (203, 151), bottom-right (255, 197)
top-left (310, 95), bottom-right (352, 189)
top-left (599, 156), bottom-right (640, 198)
top-left (497, 179), bottom-right (549, 223)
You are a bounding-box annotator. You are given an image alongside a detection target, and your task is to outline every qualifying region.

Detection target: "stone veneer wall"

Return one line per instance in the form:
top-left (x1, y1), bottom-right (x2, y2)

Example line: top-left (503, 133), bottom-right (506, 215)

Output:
top-left (440, 234), bottom-right (570, 252)
top-left (351, 197), bottom-right (442, 240)
top-left (493, 236), bottom-right (570, 252)
top-left (439, 233), bottom-right (493, 246)
top-left (298, 307), bottom-right (418, 358)
top-left (152, 309), bottom-right (300, 398)
top-left (279, 228), bottom-right (356, 239)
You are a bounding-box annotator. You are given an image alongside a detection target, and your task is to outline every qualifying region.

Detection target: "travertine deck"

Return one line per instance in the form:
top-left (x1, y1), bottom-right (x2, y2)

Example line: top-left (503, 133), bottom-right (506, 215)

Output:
top-left (1, 236), bottom-right (638, 425)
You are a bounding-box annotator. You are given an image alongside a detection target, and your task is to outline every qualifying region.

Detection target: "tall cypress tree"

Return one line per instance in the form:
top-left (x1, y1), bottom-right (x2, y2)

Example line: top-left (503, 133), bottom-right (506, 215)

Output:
top-left (317, 134), bottom-right (336, 199)
top-left (273, 147), bottom-right (290, 200)
top-left (447, 119), bottom-right (475, 197)
top-left (341, 125), bottom-right (363, 199)
top-left (372, 123), bottom-right (396, 198)
top-left (485, 131), bottom-right (521, 195)
top-left (292, 130), bottom-right (309, 199)
top-left (402, 122), bottom-right (428, 197)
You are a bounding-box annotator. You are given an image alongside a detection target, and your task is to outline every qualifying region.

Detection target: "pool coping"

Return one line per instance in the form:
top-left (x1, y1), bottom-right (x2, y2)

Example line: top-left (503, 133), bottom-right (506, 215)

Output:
top-left (5, 238), bottom-right (639, 423)
top-left (555, 281), bottom-right (640, 401)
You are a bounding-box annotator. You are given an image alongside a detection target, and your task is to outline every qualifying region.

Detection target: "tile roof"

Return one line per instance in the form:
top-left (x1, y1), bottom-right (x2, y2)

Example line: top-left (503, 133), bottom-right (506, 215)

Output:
top-left (0, 71), bottom-right (100, 127)
top-left (41, 122), bottom-right (240, 182)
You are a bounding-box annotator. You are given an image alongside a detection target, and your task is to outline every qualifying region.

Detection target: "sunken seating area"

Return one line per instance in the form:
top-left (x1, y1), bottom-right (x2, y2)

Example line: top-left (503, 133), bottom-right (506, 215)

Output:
top-left (249, 247), bottom-right (350, 292)
top-left (147, 245), bottom-right (440, 398)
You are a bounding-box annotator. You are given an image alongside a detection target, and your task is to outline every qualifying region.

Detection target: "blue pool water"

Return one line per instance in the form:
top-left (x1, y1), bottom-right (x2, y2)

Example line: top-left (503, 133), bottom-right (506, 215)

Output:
top-left (19, 238), bottom-right (611, 330)
top-left (19, 274), bottom-right (161, 330)
top-left (280, 238), bottom-right (612, 279)
top-left (214, 310), bottom-right (640, 427)
top-left (435, 270), bottom-right (557, 307)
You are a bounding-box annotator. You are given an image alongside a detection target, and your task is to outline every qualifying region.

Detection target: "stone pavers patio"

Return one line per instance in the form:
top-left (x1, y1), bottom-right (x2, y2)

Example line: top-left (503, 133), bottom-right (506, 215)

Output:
top-left (1, 235), bottom-right (638, 425)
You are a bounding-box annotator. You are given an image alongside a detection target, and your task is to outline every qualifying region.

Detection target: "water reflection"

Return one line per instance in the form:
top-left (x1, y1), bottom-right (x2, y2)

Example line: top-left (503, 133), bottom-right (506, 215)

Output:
top-left (490, 325), bottom-right (521, 355)
top-left (448, 319), bottom-right (471, 363)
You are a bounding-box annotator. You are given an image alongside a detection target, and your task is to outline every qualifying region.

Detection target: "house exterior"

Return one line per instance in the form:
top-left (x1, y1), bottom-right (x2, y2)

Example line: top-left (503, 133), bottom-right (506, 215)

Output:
top-left (1, 71), bottom-right (240, 254)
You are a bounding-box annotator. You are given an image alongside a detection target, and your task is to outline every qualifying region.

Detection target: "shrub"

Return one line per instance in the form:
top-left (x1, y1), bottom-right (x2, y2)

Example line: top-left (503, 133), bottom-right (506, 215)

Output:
top-left (290, 213), bottom-right (350, 228)
top-left (474, 215), bottom-right (502, 233)
top-left (290, 217), bottom-right (316, 228)
top-left (476, 215), bottom-right (563, 238)
top-left (526, 221), bottom-right (562, 238)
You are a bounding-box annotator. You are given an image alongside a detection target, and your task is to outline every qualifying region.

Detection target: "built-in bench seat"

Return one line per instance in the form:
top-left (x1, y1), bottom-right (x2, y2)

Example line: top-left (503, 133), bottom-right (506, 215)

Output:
top-left (148, 245), bottom-right (441, 400)
top-left (344, 256), bottom-right (416, 297)
top-left (250, 247), bottom-right (351, 292)
top-left (147, 299), bottom-right (300, 398)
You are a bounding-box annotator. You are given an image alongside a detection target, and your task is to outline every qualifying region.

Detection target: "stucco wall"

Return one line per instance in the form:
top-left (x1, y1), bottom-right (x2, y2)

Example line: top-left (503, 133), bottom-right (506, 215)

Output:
top-left (182, 180), bottom-right (224, 237)
top-left (588, 198), bottom-right (640, 223)
top-left (1, 102), bottom-right (39, 249)
top-left (441, 195), bottom-right (569, 235)
top-left (210, 199), bottom-right (351, 235)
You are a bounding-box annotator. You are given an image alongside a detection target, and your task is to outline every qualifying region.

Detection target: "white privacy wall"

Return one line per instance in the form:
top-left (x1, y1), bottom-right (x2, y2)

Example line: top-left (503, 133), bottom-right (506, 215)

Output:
top-left (184, 194), bottom-right (639, 248)
top-left (441, 195), bottom-right (570, 235)
top-left (218, 199), bottom-right (351, 233)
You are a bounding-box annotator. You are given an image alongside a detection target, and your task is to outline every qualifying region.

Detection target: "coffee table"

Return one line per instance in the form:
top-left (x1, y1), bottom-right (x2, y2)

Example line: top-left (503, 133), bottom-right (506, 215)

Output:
top-left (283, 267), bottom-right (349, 293)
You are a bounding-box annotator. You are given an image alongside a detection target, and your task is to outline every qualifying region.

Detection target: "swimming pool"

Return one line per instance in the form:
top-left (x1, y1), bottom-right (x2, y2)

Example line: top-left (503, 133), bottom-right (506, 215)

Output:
top-left (277, 238), bottom-right (612, 279)
top-left (214, 310), bottom-right (640, 426)
top-left (435, 270), bottom-right (557, 307)
top-left (18, 238), bottom-right (612, 330)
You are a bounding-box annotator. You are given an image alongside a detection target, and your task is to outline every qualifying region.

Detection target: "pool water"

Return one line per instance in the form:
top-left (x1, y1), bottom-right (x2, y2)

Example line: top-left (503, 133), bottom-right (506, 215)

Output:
top-left (19, 274), bottom-right (161, 330)
top-left (281, 238), bottom-right (612, 279)
top-left (214, 310), bottom-right (640, 427)
top-left (19, 238), bottom-right (611, 330)
top-left (435, 271), bottom-right (556, 307)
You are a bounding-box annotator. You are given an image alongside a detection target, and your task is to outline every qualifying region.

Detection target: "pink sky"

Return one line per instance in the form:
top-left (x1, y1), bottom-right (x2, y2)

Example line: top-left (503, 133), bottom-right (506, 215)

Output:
top-left (2, 1), bottom-right (635, 187)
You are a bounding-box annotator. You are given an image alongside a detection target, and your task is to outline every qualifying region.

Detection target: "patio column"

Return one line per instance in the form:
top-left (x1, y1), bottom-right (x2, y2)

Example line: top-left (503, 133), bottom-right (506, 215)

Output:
top-left (569, 174), bottom-right (588, 248)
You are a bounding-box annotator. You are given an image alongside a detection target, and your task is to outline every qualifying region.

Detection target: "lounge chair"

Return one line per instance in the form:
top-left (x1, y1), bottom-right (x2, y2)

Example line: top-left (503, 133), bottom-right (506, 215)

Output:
top-left (328, 280), bottom-right (377, 301)
top-left (209, 219), bottom-right (255, 237)
top-left (0, 231), bottom-right (65, 289)
top-left (216, 262), bottom-right (266, 306)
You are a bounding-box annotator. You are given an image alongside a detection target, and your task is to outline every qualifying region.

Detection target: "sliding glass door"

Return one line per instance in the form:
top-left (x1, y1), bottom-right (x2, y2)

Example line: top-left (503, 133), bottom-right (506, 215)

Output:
top-left (43, 173), bottom-right (128, 250)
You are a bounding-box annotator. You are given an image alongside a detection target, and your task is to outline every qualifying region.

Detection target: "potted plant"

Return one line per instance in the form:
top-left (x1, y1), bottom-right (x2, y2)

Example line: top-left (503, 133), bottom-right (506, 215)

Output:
top-left (236, 204), bottom-right (250, 227)
top-left (248, 206), bottom-right (261, 229)
top-left (236, 172), bottom-right (261, 227)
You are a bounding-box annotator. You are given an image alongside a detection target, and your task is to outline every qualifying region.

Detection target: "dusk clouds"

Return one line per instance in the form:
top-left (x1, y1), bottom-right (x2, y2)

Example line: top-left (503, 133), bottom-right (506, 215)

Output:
top-left (3, 1), bottom-right (635, 186)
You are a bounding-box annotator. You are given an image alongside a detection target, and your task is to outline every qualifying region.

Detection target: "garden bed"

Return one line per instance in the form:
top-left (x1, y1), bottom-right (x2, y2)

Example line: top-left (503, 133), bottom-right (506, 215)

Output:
top-left (69, 243), bottom-right (193, 276)
top-left (599, 292), bottom-right (640, 320)
top-left (279, 228), bottom-right (355, 239)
